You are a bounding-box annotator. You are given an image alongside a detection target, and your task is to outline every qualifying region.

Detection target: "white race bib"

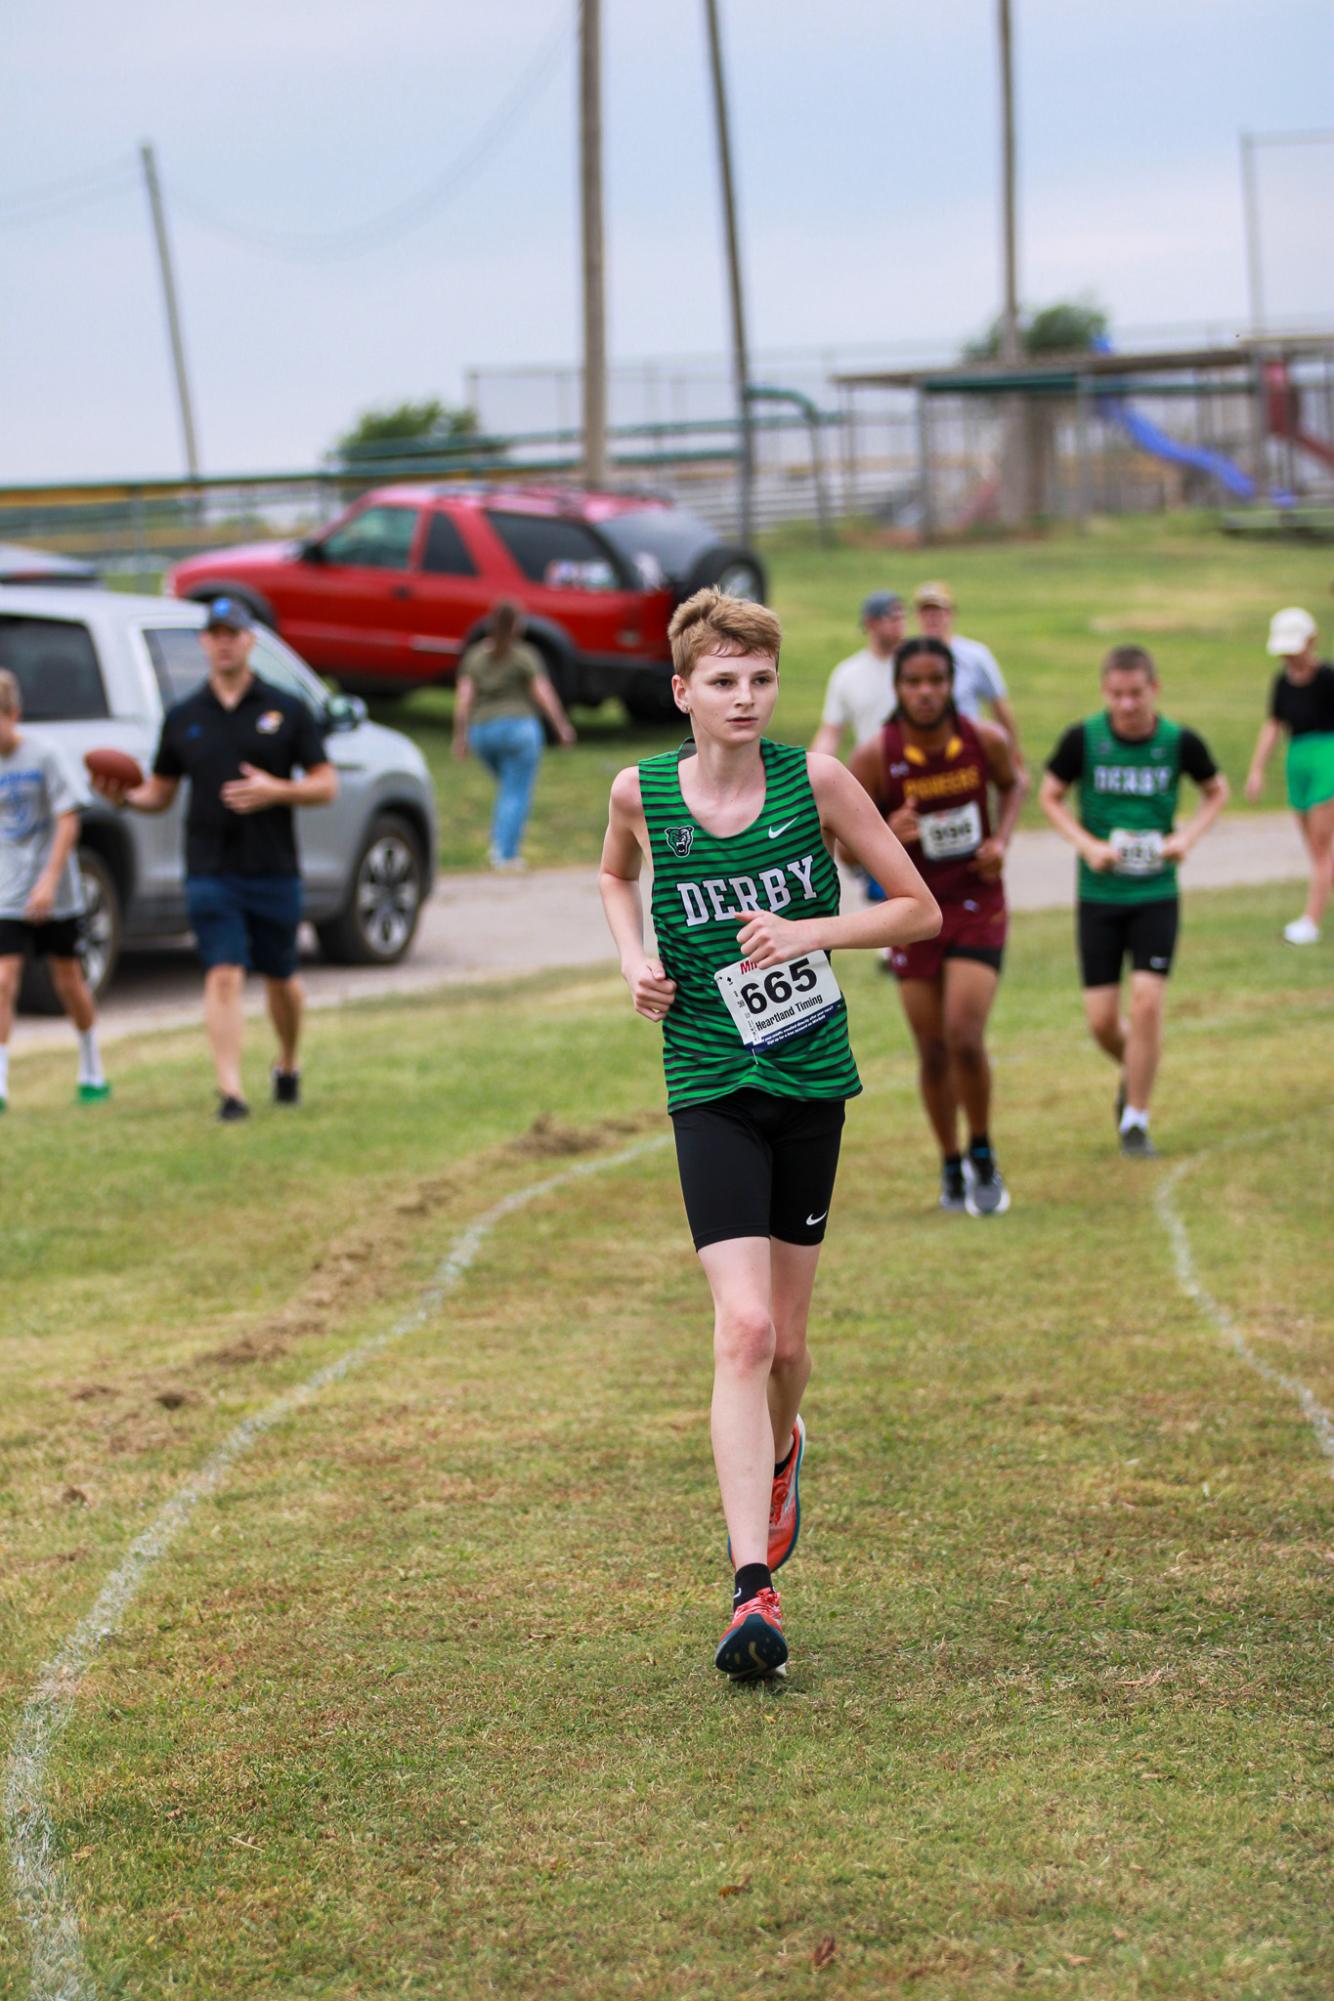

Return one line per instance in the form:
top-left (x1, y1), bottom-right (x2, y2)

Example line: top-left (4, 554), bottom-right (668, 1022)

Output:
top-left (1110, 827), bottom-right (1166, 876)
top-left (714, 949), bottom-right (843, 1051)
top-left (917, 798), bottom-right (983, 862)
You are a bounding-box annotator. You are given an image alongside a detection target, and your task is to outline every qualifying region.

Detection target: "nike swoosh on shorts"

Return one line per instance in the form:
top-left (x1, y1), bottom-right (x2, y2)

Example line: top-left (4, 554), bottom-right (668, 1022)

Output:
top-left (805, 1210), bottom-right (828, 1226)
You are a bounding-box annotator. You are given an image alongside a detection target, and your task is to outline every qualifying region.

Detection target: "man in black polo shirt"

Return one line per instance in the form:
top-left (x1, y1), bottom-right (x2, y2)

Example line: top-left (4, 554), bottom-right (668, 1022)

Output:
top-left (93, 599), bottom-right (336, 1119)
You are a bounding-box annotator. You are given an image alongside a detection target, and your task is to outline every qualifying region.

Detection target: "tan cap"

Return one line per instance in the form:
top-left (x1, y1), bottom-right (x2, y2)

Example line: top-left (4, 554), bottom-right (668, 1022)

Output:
top-left (914, 579), bottom-right (954, 610)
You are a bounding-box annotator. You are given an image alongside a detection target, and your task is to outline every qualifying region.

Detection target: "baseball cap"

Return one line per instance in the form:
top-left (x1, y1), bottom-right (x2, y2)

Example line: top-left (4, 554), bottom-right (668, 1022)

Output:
top-left (1266, 606), bottom-right (1316, 656)
top-left (914, 580), bottom-right (954, 610)
top-left (861, 590), bottom-right (903, 621)
top-left (204, 596), bottom-right (254, 632)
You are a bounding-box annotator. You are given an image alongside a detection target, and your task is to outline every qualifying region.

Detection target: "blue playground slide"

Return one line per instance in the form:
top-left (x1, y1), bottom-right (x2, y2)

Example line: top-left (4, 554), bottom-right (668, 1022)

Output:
top-left (1091, 337), bottom-right (1257, 499)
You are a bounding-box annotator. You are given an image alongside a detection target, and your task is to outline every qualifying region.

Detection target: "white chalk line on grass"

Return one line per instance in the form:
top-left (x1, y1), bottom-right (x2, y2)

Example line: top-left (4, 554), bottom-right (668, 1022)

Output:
top-left (1155, 1135), bottom-right (1334, 1475)
top-left (5, 1135), bottom-right (667, 2001)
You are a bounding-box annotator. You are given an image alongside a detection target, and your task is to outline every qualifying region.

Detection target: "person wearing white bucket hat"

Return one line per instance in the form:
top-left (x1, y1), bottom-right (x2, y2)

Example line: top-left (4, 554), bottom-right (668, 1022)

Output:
top-left (1245, 608), bottom-right (1334, 945)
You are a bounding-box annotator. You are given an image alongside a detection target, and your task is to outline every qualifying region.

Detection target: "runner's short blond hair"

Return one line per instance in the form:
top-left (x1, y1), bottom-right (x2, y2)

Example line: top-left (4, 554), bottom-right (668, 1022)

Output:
top-left (668, 589), bottom-right (782, 677)
top-left (0, 669), bottom-right (20, 715)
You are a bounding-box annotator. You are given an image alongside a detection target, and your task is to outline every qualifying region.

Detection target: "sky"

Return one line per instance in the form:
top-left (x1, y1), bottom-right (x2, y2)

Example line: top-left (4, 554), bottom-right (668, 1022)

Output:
top-left (3, 0), bottom-right (1332, 481)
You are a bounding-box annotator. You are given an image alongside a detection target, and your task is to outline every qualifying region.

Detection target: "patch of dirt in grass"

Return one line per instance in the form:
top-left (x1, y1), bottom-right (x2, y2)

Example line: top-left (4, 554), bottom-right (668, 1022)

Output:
top-left (68, 1381), bottom-right (117, 1402)
top-left (508, 1110), bottom-right (658, 1158)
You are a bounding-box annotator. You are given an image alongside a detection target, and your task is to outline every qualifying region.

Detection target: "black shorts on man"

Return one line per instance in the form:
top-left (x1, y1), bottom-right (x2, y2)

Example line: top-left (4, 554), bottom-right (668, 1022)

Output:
top-left (670, 1088), bottom-right (846, 1250)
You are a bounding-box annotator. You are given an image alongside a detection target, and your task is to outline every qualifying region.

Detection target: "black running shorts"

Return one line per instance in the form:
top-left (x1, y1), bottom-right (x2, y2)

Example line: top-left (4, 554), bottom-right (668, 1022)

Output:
top-left (0, 915), bottom-right (83, 959)
top-left (670, 1088), bottom-right (846, 1252)
top-left (1077, 896), bottom-right (1179, 988)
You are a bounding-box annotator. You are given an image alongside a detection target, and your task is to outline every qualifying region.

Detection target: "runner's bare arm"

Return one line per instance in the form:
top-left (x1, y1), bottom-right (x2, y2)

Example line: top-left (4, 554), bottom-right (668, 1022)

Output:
top-left (1038, 768), bottom-right (1115, 871)
top-left (972, 721), bottom-right (1028, 879)
top-left (1163, 769), bottom-right (1229, 861)
top-left (1245, 718), bottom-right (1281, 802)
top-left (599, 768), bottom-right (677, 1021)
top-left (734, 755), bottom-right (939, 968)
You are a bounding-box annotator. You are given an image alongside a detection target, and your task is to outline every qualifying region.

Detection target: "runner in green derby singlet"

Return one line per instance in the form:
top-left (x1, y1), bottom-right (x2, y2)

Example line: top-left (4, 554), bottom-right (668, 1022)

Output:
top-left (600, 587), bottom-right (940, 1685)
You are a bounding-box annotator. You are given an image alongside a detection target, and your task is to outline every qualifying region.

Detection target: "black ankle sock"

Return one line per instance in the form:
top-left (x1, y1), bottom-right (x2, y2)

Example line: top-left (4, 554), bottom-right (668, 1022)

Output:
top-left (733, 1562), bottom-right (772, 1608)
top-left (773, 1442), bottom-right (794, 1479)
top-left (968, 1134), bottom-right (992, 1158)
top-left (944, 1152), bottom-right (964, 1173)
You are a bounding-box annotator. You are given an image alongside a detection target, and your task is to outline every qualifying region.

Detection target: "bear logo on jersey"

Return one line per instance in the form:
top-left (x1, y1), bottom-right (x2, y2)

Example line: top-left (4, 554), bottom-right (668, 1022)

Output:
top-left (664, 826), bottom-right (694, 858)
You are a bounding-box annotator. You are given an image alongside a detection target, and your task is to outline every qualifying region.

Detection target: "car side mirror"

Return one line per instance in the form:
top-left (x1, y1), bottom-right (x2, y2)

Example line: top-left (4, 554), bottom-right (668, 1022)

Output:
top-left (324, 692), bottom-right (368, 733)
top-left (298, 537), bottom-right (326, 562)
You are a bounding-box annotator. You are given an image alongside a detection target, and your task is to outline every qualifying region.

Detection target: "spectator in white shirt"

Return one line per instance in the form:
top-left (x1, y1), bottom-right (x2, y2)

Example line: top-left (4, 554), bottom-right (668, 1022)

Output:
top-left (913, 581), bottom-right (1019, 750)
top-left (811, 591), bottom-right (906, 758)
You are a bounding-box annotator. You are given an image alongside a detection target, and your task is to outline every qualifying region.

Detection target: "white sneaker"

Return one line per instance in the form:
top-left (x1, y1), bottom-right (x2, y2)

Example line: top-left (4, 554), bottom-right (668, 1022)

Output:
top-left (1283, 916), bottom-right (1320, 946)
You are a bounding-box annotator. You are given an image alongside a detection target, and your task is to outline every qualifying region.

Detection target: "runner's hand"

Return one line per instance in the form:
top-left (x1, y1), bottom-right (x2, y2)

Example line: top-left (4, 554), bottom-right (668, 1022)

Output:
top-left (1082, 837), bottom-right (1118, 873)
top-left (969, 836), bottom-right (1005, 881)
top-left (24, 880), bottom-right (55, 923)
top-left (1244, 771), bottom-right (1264, 804)
top-left (221, 763), bottom-right (284, 813)
top-left (625, 957), bottom-right (676, 1021)
top-left (1161, 832), bottom-right (1188, 863)
top-left (735, 911), bottom-right (818, 968)
top-left (887, 803), bottom-right (919, 844)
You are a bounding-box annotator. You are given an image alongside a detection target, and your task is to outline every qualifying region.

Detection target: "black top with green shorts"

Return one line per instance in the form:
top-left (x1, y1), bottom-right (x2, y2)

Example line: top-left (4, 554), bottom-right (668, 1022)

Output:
top-left (1270, 663), bottom-right (1334, 814)
top-left (640, 739), bottom-right (860, 1250)
top-left (1046, 713), bottom-right (1218, 987)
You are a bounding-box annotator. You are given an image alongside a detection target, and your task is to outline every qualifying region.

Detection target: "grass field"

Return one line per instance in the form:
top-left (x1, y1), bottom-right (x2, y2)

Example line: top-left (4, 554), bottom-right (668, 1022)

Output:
top-left (368, 515), bottom-right (1334, 869)
top-left (3, 881), bottom-right (1331, 1998)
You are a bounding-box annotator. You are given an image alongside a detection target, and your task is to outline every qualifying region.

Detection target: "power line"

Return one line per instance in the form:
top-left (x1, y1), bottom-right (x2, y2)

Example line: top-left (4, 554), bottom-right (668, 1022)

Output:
top-left (0, 156), bottom-right (140, 228)
top-left (171, 18), bottom-right (570, 264)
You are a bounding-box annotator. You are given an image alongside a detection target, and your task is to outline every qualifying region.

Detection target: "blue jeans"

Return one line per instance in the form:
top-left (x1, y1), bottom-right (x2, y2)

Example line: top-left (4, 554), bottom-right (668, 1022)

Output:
top-left (469, 715), bottom-right (544, 861)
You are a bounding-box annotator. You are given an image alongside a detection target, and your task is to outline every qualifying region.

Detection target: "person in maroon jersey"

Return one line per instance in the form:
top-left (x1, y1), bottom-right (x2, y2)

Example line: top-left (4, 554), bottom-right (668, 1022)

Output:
top-left (850, 637), bottom-right (1026, 1214)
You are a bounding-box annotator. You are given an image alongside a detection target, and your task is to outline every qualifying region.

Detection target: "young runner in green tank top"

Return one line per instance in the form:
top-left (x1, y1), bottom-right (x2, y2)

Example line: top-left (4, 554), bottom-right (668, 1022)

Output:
top-left (1040, 646), bottom-right (1228, 1157)
top-left (600, 589), bottom-right (940, 1682)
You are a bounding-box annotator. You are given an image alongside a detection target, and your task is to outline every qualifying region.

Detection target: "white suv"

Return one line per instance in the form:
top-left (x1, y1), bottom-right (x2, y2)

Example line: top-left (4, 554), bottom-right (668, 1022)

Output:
top-left (0, 587), bottom-right (437, 999)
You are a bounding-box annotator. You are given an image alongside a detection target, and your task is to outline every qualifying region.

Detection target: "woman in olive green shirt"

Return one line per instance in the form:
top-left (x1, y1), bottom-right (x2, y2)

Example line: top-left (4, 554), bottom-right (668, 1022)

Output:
top-left (453, 601), bottom-right (575, 869)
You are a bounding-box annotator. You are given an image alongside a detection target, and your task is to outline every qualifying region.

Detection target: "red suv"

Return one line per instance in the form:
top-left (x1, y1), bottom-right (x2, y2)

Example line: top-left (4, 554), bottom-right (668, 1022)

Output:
top-left (167, 486), bottom-right (766, 723)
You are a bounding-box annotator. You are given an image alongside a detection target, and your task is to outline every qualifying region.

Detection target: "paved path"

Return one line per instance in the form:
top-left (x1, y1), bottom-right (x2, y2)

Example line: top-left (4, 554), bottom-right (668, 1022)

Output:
top-left (10, 813), bottom-right (1310, 1055)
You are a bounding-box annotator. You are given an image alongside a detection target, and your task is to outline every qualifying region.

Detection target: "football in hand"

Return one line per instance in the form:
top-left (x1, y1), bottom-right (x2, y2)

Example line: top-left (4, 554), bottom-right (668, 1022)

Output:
top-left (84, 747), bottom-right (145, 792)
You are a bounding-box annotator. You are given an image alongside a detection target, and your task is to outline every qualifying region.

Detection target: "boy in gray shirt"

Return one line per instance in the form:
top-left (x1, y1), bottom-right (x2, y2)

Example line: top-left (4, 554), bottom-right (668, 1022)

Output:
top-left (0, 667), bottom-right (109, 1109)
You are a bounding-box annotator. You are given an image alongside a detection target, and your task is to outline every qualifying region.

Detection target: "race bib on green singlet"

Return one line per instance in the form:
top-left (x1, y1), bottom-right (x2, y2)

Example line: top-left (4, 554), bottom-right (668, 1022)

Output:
top-left (1110, 827), bottom-right (1166, 877)
top-left (917, 798), bottom-right (983, 862)
top-left (714, 949), bottom-right (843, 1050)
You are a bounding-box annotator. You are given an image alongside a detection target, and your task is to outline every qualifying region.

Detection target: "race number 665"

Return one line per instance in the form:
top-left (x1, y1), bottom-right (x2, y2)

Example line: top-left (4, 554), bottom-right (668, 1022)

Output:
top-left (740, 957), bottom-right (819, 1015)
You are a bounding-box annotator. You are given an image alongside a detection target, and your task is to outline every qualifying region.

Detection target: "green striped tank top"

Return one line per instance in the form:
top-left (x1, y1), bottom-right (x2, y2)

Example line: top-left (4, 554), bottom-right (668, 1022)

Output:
top-left (639, 738), bottom-right (862, 1112)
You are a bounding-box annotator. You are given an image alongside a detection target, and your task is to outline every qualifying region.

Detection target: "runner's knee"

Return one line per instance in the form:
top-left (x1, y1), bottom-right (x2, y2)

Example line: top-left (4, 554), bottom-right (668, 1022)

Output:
top-left (917, 1036), bottom-right (949, 1083)
top-left (945, 1023), bottom-right (986, 1071)
top-left (714, 1303), bottom-right (776, 1373)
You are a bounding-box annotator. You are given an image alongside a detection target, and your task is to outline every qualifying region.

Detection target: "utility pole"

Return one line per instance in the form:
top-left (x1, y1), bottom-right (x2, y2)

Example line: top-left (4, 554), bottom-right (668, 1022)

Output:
top-left (579, 0), bottom-right (608, 487)
top-left (995, 0), bottom-right (1030, 521)
top-left (703, 0), bottom-right (754, 545)
top-left (139, 142), bottom-right (200, 479)
top-left (1239, 133), bottom-right (1264, 334)
top-left (997, 0), bottom-right (1021, 366)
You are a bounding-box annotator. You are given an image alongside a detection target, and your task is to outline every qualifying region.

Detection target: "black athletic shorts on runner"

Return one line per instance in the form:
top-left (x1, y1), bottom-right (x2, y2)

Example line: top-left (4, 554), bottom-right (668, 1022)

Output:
top-left (670, 1088), bottom-right (846, 1251)
top-left (0, 915), bottom-right (83, 959)
top-left (1077, 896), bottom-right (1179, 988)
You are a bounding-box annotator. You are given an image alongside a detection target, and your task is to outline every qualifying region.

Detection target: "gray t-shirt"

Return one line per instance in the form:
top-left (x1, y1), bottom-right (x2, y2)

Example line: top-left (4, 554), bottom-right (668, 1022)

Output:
top-left (0, 732), bottom-right (88, 920)
top-left (948, 634), bottom-right (1007, 720)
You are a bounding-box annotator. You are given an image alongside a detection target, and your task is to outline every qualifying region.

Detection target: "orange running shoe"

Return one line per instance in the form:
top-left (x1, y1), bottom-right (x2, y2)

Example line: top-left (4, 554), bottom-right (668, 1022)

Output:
top-left (715, 1586), bottom-right (788, 1680)
top-left (768, 1414), bottom-right (805, 1570)
top-left (726, 1414), bottom-right (806, 1573)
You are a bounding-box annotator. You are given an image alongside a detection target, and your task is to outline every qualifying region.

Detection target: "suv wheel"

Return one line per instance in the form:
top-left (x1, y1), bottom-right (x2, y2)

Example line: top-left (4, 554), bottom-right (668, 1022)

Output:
top-left (19, 848), bottom-right (122, 1013)
top-left (682, 546), bottom-right (767, 602)
top-left (316, 812), bottom-right (426, 965)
